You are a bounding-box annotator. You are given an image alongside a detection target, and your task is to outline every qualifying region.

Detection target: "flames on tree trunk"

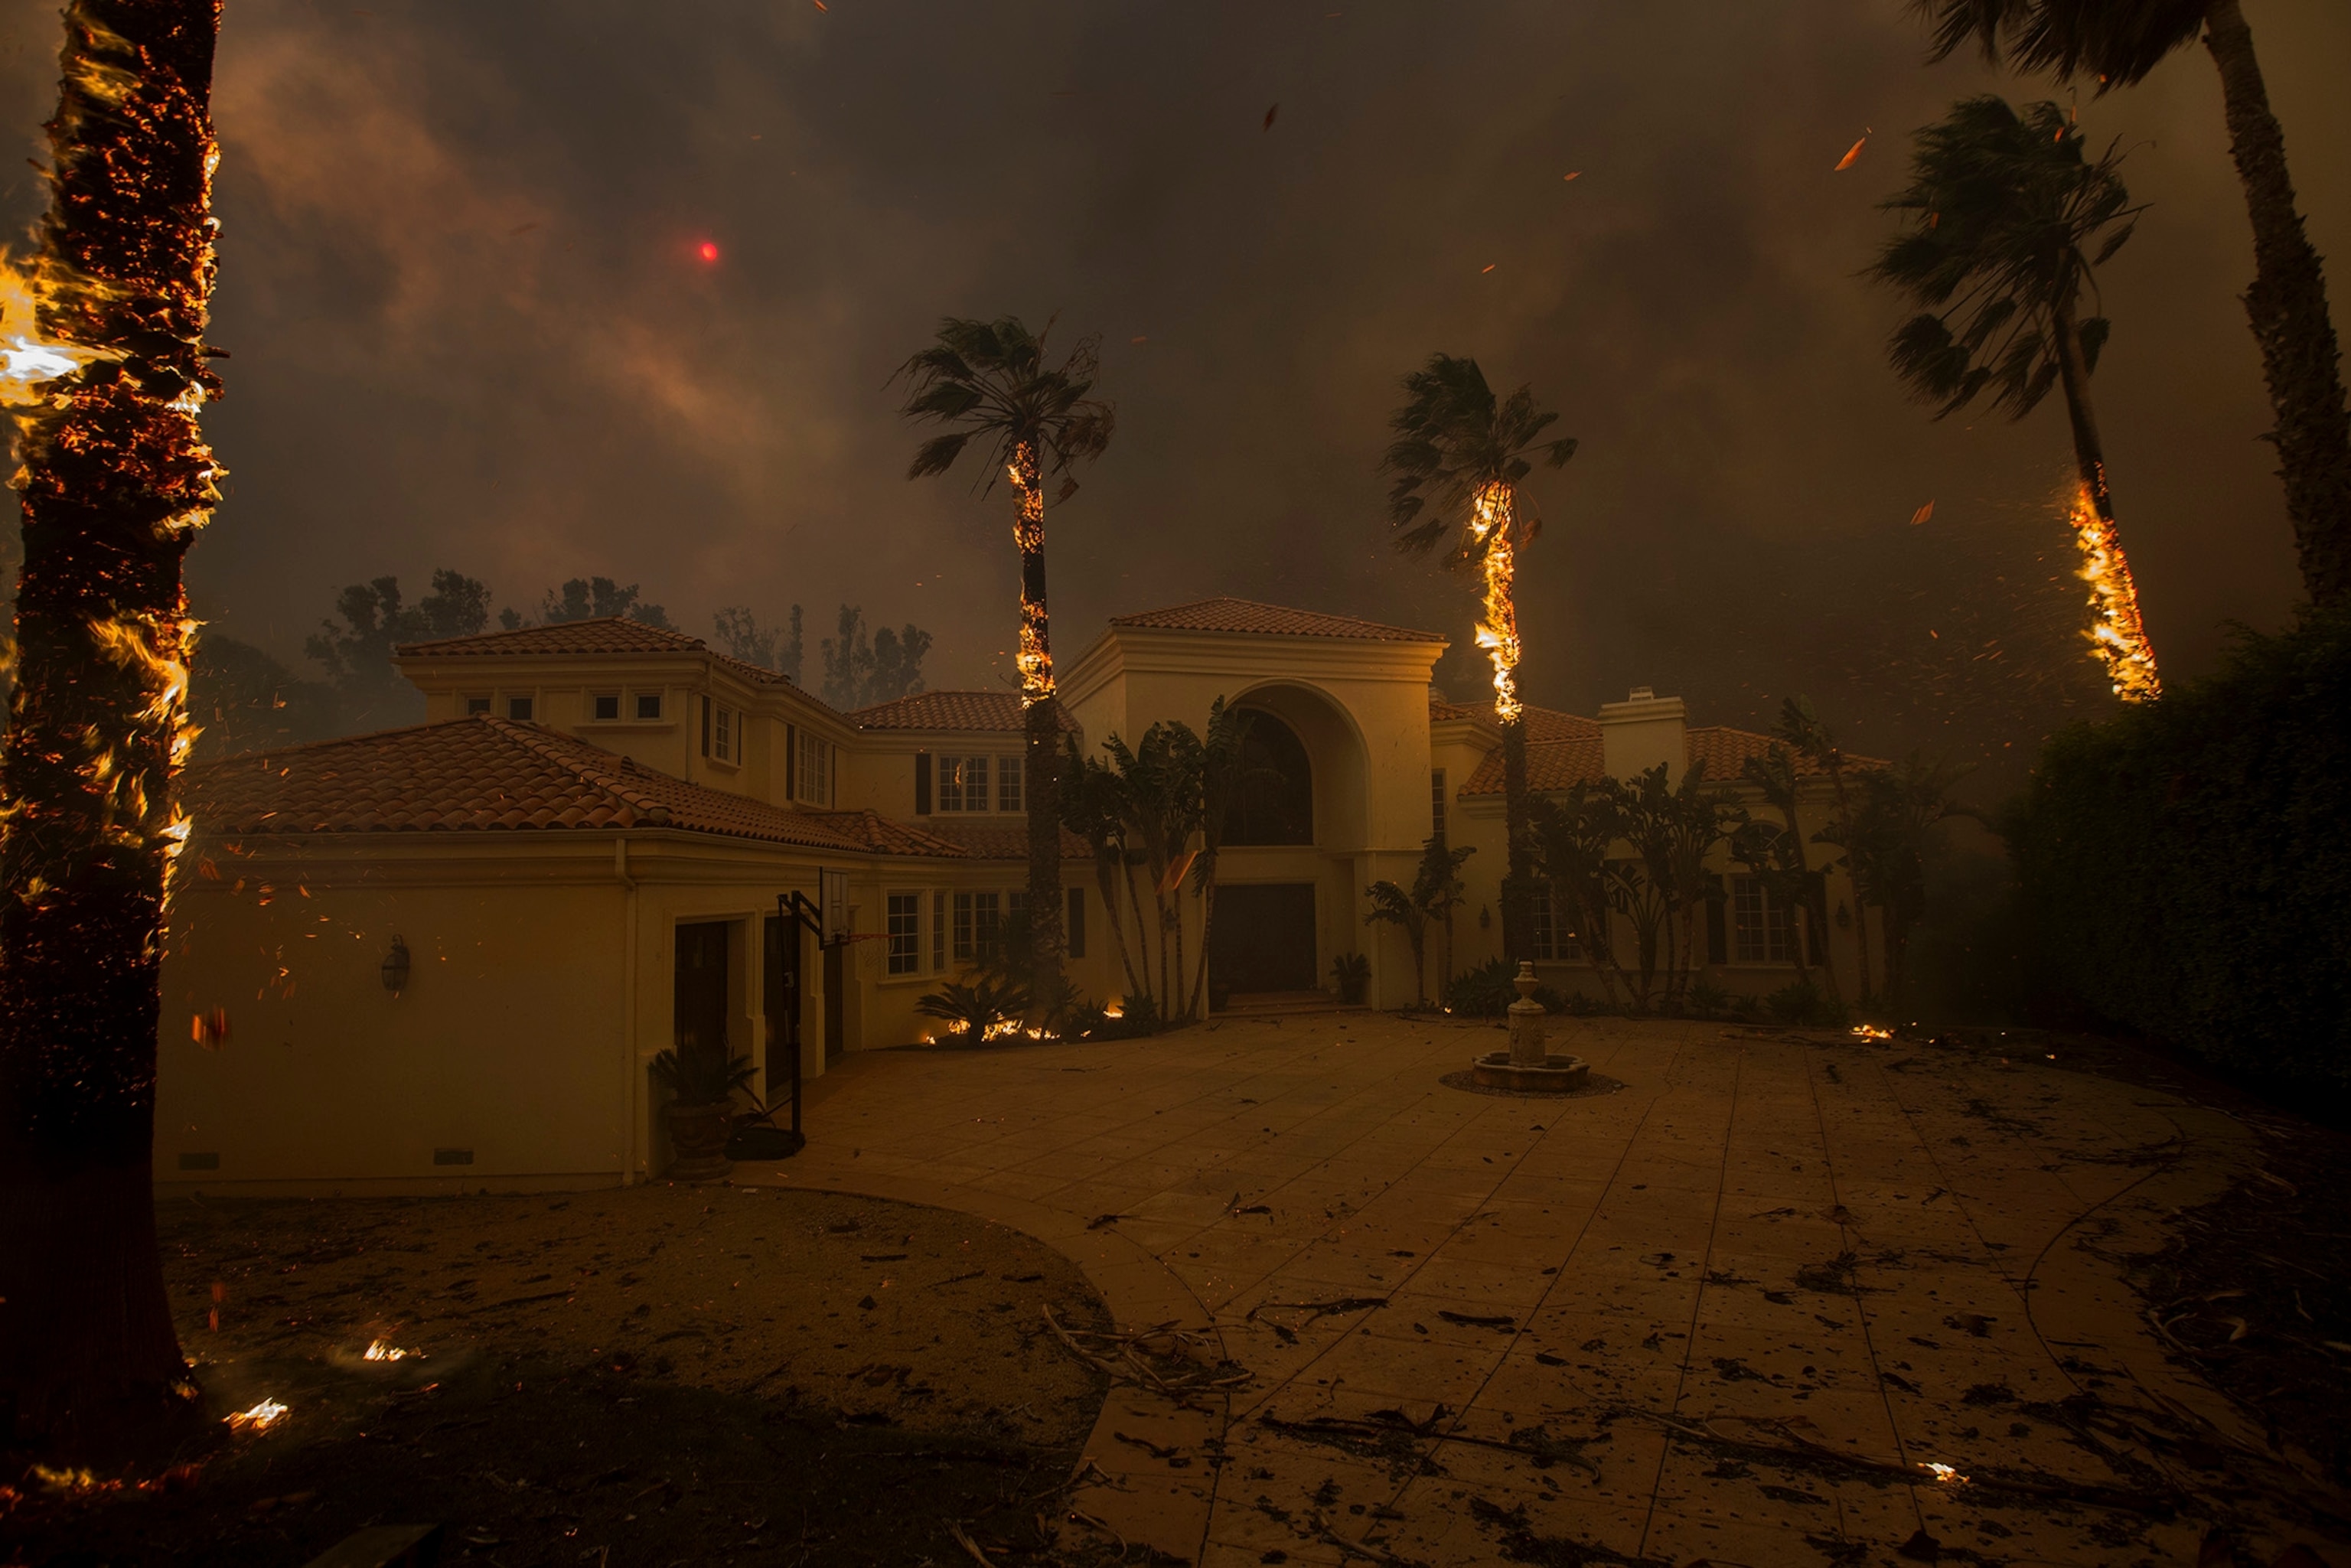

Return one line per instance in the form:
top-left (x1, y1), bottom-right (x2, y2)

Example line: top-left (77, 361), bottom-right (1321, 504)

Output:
top-left (1469, 481), bottom-right (1537, 961)
top-left (1006, 441), bottom-right (1064, 999)
top-left (0, 0), bottom-right (223, 1439)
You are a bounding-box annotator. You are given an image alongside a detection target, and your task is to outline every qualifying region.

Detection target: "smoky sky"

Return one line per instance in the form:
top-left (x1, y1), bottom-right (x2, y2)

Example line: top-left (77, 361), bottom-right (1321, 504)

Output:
top-left (3, 1), bottom-right (2346, 787)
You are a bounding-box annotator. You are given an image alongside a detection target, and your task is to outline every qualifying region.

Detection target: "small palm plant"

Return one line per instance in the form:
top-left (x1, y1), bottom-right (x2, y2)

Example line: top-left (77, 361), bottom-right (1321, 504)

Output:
top-left (650, 1047), bottom-right (758, 1107)
top-left (915, 977), bottom-right (1033, 1043)
top-left (1868, 96), bottom-right (2158, 701)
top-left (1381, 355), bottom-right (1577, 963)
top-left (896, 318), bottom-right (1117, 1003)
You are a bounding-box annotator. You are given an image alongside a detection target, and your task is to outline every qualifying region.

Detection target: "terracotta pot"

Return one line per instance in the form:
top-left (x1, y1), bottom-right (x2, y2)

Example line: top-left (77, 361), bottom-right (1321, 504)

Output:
top-left (665, 1100), bottom-right (734, 1182)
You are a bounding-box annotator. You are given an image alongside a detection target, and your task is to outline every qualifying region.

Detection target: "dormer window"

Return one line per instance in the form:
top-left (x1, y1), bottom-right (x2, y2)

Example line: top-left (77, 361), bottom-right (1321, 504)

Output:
top-left (507, 696), bottom-right (533, 722)
top-left (592, 693), bottom-right (621, 721)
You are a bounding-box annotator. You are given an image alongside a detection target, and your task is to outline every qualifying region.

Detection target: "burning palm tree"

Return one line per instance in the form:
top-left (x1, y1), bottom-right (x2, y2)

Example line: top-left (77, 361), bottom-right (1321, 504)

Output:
top-left (1914, 0), bottom-right (2351, 610)
top-left (1381, 354), bottom-right (1577, 963)
top-left (896, 317), bottom-right (1114, 1004)
top-left (0, 0), bottom-right (223, 1436)
top-left (1869, 96), bottom-right (2160, 702)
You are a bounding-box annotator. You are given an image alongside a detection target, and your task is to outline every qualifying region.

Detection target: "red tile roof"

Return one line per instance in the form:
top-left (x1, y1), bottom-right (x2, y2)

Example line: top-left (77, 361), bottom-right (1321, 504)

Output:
top-left (1428, 695), bottom-right (1599, 742)
top-left (1111, 597), bottom-right (1444, 644)
top-left (183, 718), bottom-right (965, 857)
top-left (915, 817), bottom-right (1092, 862)
top-left (397, 617), bottom-right (708, 660)
top-left (849, 690), bottom-right (1079, 733)
top-left (1459, 738), bottom-right (1606, 798)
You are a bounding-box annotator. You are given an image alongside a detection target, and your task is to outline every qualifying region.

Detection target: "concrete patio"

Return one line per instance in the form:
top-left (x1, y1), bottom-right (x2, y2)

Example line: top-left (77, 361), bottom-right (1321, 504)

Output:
top-left (751, 1011), bottom-right (2338, 1566)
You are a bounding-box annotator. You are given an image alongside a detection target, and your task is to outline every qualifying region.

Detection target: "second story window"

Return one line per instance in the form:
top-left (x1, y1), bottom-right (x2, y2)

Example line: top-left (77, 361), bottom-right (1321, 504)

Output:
top-left (712, 705), bottom-right (736, 764)
top-left (937, 755), bottom-right (1017, 812)
top-left (797, 732), bottom-right (833, 806)
top-left (997, 752), bottom-right (1022, 813)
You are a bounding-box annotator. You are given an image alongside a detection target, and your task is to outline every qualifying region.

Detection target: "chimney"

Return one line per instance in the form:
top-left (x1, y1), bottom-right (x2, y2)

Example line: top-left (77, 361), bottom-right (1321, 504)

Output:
top-left (1599, 686), bottom-right (1687, 784)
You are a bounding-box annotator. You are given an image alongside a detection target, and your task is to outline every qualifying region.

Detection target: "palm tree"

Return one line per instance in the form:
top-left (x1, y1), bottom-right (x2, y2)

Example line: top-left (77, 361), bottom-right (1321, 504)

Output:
top-left (1061, 738), bottom-right (1148, 1007)
top-left (1530, 787), bottom-right (1630, 1009)
top-left (897, 318), bottom-right (1115, 1002)
top-left (1365, 835), bottom-right (1475, 1009)
top-left (1824, 752), bottom-right (1981, 1006)
top-left (1736, 745), bottom-right (1841, 1008)
top-left (1381, 354), bottom-right (1577, 962)
top-left (1868, 96), bottom-right (2160, 703)
top-left (1182, 698), bottom-right (1251, 1023)
top-left (0, 0), bottom-right (220, 1436)
top-left (1915, 0), bottom-right (2351, 609)
top-left (1772, 696), bottom-right (1874, 1001)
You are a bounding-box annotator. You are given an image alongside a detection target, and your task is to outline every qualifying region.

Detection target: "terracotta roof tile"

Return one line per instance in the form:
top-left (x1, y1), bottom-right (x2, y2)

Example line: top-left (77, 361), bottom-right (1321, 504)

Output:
top-left (849, 690), bottom-right (1078, 733)
top-left (1111, 597), bottom-right (1443, 643)
top-left (396, 617), bottom-right (706, 660)
top-left (183, 718), bottom-right (964, 857)
top-left (914, 817), bottom-right (1092, 862)
top-left (1428, 695), bottom-right (1598, 742)
top-left (1459, 738), bottom-right (1606, 797)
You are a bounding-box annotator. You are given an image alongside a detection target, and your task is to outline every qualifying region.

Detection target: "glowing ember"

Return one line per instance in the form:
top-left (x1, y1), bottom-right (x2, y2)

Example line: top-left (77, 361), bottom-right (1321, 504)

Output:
top-left (0, 255), bottom-right (112, 404)
top-left (1922, 1462), bottom-right (1966, 1483)
top-left (1007, 440), bottom-right (1053, 706)
top-left (362, 1339), bottom-right (416, 1361)
top-left (224, 1398), bottom-right (289, 1432)
top-left (2066, 478), bottom-right (2159, 703)
top-left (1850, 1024), bottom-right (1893, 1042)
top-left (697, 240), bottom-right (719, 263)
top-left (1466, 481), bottom-right (1523, 722)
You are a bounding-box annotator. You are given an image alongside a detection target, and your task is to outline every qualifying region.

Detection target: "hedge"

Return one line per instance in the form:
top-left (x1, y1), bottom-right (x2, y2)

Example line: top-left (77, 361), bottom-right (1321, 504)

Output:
top-left (2006, 607), bottom-right (2351, 1094)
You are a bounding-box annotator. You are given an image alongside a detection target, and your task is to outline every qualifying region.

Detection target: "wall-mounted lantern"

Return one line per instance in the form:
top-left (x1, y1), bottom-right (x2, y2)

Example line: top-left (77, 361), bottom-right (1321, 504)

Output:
top-left (1477, 905), bottom-right (1492, 931)
top-left (382, 936), bottom-right (412, 996)
top-left (1836, 901), bottom-right (1853, 931)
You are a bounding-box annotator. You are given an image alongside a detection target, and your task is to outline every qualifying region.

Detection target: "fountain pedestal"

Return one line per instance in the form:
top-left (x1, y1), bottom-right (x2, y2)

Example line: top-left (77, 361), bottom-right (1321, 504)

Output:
top-left (1472, 960), bottom-right (1591, 1093)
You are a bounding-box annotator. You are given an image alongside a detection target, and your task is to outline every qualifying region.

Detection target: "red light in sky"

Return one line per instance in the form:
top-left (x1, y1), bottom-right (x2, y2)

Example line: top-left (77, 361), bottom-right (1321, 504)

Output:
top-left (697, 240), bottom-right (720, 263)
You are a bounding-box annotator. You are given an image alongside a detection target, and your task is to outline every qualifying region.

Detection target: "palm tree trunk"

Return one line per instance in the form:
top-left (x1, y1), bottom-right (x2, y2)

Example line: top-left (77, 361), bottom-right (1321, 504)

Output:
top-left (2052, 293), bottom-right (2161, 699)
top-left (1097, 856), bottom-right (1144, 1003)
top-left (1185, 868), bottom-right (1217, 1022)
top-left (1501, 716), bottom-right (1535, 963)
top-left (1123, 856), bottom-right (1156, 1012)
top-left (1008, 442), bottom-right (1065, 1003)
top-left (0, 0), bottom-right (220, 1438)
top-left (2203, 0), bottom-right (2351, 608)
top-left (1824, 760), bottom-right (1874, 1002)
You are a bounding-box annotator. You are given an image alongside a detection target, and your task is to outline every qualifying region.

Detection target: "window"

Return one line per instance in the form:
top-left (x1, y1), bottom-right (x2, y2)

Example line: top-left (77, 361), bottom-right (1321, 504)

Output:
top-left (507, 695), bottom-right (533, 722)
top-left (998, 753), bottom-right (1022, 813)
top-left (797, 733), bottom-right (832, 805)
top-left (1531, 885), bottom-right (1580, 962)
top-left (1431, 769), bottom-right (1447, 839)
top-left (465, 695), bottom-right (491, 716)
top-left (592, 693), bottom-right (621, 721)
top-left (931, 892), bottom-right (947, 971)
top-left (712, 704), bottom-right (737, 764)
top-left (885, 892), bottom-right (921, 976)
top-left (1732, 876), bottom-right (1794, 963)
top-left (635, 692), bottom-right (663, 720)
top-left (952, 891), bottom-right (1001, 963)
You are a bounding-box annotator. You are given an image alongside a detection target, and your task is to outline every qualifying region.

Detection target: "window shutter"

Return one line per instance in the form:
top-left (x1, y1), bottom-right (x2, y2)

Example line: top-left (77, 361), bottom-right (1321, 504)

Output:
top-left (700, 696), bottom-right (711, 757)
top-left (785, 724), bottom-right (798, 800)
top-left (914, 751), bottom-right (931, 815)
top-left (1066, 885), bottom-right (1085, 960)
top-left (1706, 874), bottom-right (1728, 965)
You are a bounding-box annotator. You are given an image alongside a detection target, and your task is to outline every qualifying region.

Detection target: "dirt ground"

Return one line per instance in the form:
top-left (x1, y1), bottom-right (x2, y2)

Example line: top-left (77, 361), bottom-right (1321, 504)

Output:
top-left (0, 1184), bottom-right (1125, 1567)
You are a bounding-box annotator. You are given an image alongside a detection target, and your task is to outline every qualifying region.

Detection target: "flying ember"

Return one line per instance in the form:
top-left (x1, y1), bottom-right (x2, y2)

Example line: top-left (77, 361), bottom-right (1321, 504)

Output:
top-left (224, 1398), bottom-right (289, 1432)
top-left (698, 240), bottom-right (720, 263)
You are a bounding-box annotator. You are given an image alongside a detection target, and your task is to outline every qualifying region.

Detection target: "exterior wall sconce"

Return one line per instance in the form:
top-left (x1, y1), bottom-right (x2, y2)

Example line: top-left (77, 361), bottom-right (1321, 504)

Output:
top-left (1836, 901), bottom-right (1852, 930)
top-left (1478, 905), bottom-right (1492, 931)
top-left (382, 937), bottom-right (412, 996)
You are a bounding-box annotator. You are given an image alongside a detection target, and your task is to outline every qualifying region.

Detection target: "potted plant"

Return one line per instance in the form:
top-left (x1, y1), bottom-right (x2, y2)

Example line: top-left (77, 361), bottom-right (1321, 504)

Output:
top-left (651, 1046), bottom-right (756, 1182)
top-left (1331, 952), bottom-right (1371, 1006)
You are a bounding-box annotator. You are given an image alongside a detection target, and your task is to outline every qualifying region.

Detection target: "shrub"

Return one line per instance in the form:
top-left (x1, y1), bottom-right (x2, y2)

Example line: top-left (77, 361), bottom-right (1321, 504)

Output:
top-left (1331, 952), bottom-right (1371, 1005)
top-left (914, 977), bottom-right (1031, 1042)
top-left (1067, 991), bottom-right (1159, 1041)
top-left (1687, 978), bottom-right (1734, 1019)
top-left (2007, 607), bottom-right (2351, 1094)
top-left (1762, 978), bottom-right (1847, 1028)
top-left (1443, 957), bottom-right (1565, 1017)
top-left (651, 1047), bottom-right (756, 1107)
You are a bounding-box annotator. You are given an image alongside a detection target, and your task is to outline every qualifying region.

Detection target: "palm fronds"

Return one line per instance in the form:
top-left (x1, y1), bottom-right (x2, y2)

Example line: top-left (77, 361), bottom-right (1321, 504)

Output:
top-left (1379, 354), bottom-right (1577, 560)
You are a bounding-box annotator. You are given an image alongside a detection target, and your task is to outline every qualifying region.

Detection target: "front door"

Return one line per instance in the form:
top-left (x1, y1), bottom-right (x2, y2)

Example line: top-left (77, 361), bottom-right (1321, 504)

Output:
top-left (822, 941), bottom-right (845, 1061)
top-left (1209, 882), bottom-right (1318, 999)
top-left (674, 921), bottom-right (731, 1056)
top-left (763, 914), bottom-right (801, 1091)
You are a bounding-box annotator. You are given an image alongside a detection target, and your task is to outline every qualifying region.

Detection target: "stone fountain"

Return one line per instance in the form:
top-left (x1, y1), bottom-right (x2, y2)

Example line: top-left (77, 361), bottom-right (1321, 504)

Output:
top-left (1471, 960), bottom-right (1591, 1093)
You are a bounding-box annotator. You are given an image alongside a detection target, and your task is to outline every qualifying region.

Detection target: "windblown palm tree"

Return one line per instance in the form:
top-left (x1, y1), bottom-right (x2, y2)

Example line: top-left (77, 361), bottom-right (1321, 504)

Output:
top-left (0, 0), bottom-right (222, 1436)
top-left (1772, 696), bottom-right (1874, 1001)
top-left (1915, 0), bottom-right (2351, 609)
top-left (1869, 96), bottom-right (2160, 702)
top-left (1381, 354), bottom-right (1577, 962)
top-left (897, 318), bottom-right (1115, 1002)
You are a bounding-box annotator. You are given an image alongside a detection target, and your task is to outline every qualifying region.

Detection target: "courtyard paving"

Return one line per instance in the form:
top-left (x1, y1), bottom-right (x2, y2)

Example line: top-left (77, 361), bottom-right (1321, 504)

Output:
top-left (752, 1011), bottom-right (2340, 1567)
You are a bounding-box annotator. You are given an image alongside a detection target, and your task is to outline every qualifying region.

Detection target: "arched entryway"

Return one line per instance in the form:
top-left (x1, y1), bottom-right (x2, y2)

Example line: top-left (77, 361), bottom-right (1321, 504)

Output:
top-left (1206, 691), bottom-right (1367, 1008)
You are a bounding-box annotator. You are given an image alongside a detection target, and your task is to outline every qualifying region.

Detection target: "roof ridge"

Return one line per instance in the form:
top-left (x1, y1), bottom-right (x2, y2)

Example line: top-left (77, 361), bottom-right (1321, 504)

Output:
top-left (395, 615), bottom-right (707, 657)
top-left (481, 717), bottom-right (673, 825)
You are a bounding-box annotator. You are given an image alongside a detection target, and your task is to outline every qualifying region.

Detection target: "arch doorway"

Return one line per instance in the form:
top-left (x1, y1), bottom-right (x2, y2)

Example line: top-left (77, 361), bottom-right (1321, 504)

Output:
top-left (1223, 710), bottom-right (1312, 845)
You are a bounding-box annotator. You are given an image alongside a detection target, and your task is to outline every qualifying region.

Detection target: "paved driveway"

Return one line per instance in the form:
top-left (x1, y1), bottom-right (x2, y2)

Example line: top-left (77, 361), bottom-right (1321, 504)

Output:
top-left (753, 1012), bottom-right (2329, 1566)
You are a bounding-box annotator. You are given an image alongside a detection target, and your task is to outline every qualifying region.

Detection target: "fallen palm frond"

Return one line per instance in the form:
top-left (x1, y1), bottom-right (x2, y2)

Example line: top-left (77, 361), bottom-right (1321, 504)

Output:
top-left (1244, 1296), bottom-right (1388, 1326)
top-left (1040, 1306), bottom-right (1250, 1400)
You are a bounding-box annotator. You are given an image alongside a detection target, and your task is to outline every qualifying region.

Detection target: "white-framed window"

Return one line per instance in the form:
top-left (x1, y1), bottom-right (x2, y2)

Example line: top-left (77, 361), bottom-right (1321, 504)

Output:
top-left (885, 892), bottom-right (921, 976)
top-left (997, 752), bottom-right (1023, 813)
top-left (1732, 876), bottom-right (1794, 963)
top-left (635, 691), bottom-right (664, 720)
top-left (465, 694), bottom-right (491, 716)
top-left (592, 693), bottom-right (621, 721)
top-left (1531, 885), bottom-right (1580, 962)
top-left (931, 892), bottom-right (947, 971)
top-left (797, 733), bottom-right (833, 806)
top-left (712, 704), bottom-right (737, 764)
top-left (1431, 769), bottom-right (1447, 839)
top-left (507, 695), bottom-right (534, 722)
top-left (952, 890), bottom-right (1002, 963)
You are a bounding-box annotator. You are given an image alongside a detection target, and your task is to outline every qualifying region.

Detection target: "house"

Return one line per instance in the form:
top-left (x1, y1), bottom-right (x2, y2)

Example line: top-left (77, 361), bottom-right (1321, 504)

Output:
top-left (158, 598), bottom-right (1873, 1192)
